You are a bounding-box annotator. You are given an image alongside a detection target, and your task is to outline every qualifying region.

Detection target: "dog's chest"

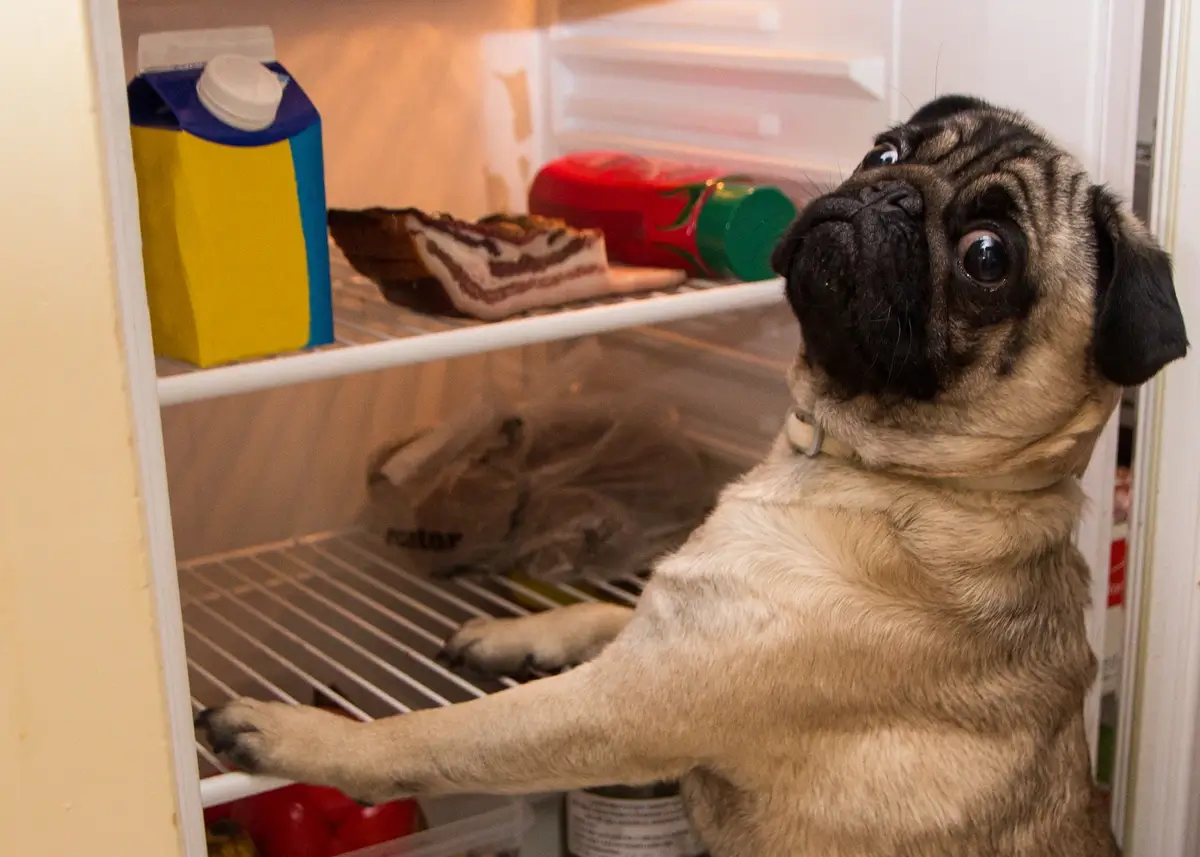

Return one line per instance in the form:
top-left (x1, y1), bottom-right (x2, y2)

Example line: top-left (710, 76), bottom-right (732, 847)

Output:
top-left (656, 465), bottom-right (1065, 856)
top-left (661, 479), bottom-right (884, 631)
top-left (678, 727), bottom-right (1032, 857)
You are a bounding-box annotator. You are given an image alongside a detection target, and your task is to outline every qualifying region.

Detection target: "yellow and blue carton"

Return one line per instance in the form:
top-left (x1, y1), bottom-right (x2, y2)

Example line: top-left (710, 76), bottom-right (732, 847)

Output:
top-left (129, 61), bottom-right (334, 367)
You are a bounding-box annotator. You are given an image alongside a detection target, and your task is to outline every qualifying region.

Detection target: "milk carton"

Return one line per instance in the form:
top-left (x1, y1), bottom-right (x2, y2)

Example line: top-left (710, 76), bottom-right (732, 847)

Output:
top-left (128, 27), bottom-right (333, 367)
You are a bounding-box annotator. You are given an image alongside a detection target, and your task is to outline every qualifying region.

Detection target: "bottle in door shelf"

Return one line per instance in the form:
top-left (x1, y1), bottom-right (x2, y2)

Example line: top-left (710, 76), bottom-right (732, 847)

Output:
top-left (564, 783), bottom-right (707, 857)
top-left (528, 152), bottom-right (797, 282)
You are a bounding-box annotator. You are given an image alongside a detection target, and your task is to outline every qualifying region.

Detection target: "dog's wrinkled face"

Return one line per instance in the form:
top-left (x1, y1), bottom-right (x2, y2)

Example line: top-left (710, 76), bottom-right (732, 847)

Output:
top-left (774, 95), bottom-right (1187, 406)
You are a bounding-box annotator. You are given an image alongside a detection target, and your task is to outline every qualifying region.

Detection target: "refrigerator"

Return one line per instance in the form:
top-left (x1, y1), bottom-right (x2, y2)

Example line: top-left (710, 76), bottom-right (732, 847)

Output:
top-left (4, 1), bottom-right (1200, 855)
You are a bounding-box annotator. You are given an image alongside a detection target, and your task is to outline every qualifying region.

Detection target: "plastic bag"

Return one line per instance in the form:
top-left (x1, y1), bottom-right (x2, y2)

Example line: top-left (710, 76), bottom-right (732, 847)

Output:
top-left (364, 343), bottom-right (723, 583)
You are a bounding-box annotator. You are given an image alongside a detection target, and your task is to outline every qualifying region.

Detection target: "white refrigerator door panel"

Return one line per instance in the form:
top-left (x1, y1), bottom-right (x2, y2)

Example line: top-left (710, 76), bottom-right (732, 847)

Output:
top-left (1123, 0), bottom-right (1200, 852)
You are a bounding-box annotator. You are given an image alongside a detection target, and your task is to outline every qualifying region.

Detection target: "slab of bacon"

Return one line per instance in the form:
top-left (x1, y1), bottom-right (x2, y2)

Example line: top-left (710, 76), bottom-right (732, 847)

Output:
top-left (328, 208), bottom-right (686, 321)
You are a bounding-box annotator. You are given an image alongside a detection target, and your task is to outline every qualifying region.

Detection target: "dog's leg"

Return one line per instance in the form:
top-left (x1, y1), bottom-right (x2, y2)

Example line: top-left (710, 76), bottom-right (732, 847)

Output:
top-left (198, 645), bottom-right (692, 804)
top-left (439, 602), bottom-right (634, 675)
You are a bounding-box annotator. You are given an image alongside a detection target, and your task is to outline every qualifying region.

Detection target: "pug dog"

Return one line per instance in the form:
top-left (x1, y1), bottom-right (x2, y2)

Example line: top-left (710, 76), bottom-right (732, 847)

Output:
top-left (198, 95), bottom-right (1188, 857)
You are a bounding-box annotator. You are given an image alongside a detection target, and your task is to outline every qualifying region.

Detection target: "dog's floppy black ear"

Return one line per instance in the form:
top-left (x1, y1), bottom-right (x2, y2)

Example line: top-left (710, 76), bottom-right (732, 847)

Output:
top-left (1090, 186), bottom-right (1188, 386)
top-left (908, 94), bottom-right (991, 126)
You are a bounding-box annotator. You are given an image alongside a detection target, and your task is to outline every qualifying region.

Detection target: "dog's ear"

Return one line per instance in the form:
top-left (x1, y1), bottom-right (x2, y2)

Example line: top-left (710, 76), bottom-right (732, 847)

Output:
top-left (908, 94), bottom-right (991, 126)
top-left (1090, 186), bottom-right (1188, 386)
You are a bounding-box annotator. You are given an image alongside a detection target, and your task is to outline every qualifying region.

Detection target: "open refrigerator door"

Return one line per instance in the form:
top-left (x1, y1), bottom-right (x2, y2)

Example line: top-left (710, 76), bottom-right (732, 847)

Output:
top-left (67, 1), bottom-right (1165, 855)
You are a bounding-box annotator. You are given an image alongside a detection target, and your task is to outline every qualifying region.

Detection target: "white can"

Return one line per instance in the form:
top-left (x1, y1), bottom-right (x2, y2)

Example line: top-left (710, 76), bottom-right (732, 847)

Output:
top-left (564, 783), bottom-right (707, 857)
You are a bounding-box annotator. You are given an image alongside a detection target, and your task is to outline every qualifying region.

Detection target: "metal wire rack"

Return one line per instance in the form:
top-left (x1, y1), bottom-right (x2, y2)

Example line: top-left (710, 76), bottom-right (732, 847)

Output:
top-left (182, 530), bottom-right (646, 806)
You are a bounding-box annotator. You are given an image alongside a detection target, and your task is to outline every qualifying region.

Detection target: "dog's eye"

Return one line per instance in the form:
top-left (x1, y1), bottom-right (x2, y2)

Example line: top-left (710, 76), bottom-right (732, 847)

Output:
top-left (957, 230), bottom-right (1008, 286)
top-left (862, 143), bottom-right (901, 169)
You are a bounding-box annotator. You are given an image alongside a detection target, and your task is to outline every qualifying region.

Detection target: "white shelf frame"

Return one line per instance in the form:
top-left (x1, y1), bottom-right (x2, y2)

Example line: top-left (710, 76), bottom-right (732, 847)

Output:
top-left (156, 255), bottom-right (785, 407)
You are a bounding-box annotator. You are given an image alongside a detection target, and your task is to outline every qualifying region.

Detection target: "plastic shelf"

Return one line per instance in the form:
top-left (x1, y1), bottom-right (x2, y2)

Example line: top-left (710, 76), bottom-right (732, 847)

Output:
top-left (156, 247), bottom-right (784, 407)
top-left (182, 530), bottom-right (646, 807)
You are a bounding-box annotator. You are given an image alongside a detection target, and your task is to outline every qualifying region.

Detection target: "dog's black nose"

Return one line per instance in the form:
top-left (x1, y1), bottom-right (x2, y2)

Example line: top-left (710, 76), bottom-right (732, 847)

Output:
top-left (858, 181), bottom-right (923, 216)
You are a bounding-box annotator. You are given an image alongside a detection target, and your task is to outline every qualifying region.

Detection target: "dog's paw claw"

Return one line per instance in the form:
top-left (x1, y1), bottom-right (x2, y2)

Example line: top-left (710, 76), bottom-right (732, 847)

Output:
top-left (435, 638), bottom-right (478, 670)
top-left (196, 700), bottom-right (276, 773)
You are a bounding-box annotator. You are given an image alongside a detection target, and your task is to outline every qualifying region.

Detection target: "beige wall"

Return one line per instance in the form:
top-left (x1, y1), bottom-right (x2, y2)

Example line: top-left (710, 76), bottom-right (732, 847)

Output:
top-left (0, 2), bottom-right (185, 856)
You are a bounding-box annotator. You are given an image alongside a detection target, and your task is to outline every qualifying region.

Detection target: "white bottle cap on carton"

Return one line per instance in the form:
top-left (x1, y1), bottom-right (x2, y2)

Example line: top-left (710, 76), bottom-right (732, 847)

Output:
top-left (196, 54), bottom-right (284, 132)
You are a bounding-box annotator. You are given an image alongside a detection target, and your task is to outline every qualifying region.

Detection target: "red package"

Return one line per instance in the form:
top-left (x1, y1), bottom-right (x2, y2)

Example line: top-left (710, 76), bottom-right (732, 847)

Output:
top-left (528, 151), bottom-right (796, 281)
top-left (206, 784), bottom-right (421, 857)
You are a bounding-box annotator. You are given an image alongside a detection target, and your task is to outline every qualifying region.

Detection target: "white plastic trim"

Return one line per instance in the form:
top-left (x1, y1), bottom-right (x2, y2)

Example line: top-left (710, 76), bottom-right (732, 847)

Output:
top-left (553, 0), bottom-right (781, 34)
top-left (1122, 0), bottom-right (1200, 853)
top-left (202, 773), bottom-right (294, 808)
top-left (550, 36), bottom-right (886, 101)
top-left (88, 1), bottom-right (205, 855)
top-left (157, 279), bottom-right (784, 406)
top-left (1111, 0), bottom-right (1170, 821)
top-left (1071, 0), bottom-right (1150, 783)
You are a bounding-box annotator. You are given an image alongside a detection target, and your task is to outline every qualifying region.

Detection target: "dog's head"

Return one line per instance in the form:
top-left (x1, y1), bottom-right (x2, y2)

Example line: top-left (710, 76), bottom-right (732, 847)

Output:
top-left (773, 95), bottom-right (1188, 479)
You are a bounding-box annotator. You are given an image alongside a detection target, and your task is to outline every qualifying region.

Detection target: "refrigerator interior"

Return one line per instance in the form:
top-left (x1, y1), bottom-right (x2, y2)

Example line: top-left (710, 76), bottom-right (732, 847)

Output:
top-left (121, 0), bottom-right (800, 818)
top-left (113, 0), bottom-right (1152, 847)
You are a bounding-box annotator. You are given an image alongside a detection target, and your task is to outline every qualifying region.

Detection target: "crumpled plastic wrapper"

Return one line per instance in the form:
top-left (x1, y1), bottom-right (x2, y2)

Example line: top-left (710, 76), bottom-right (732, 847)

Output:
top-left (364, 344), bottom-right (723, 583)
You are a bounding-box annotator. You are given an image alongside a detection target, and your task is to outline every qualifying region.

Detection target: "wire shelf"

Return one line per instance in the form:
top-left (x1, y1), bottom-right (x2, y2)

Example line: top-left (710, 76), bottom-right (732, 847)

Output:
top-left (183, 530), bottom-right (646, 807)
top-left (156, 245), bottom-right (784, 407)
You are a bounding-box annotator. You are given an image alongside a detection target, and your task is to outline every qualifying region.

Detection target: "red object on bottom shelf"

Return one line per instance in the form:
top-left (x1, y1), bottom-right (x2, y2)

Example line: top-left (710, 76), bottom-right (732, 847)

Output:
top-left (298, 785), bottom-right (363, 828)
top-left (329, 802), bottom-right (421, 855)
top-left (205, 784), bottom-right (421, 857)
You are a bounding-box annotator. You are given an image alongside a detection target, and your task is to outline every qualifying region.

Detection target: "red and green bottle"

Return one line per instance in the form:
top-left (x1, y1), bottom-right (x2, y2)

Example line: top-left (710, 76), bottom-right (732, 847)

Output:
top-left (527, 152), bottom-right (797, 282)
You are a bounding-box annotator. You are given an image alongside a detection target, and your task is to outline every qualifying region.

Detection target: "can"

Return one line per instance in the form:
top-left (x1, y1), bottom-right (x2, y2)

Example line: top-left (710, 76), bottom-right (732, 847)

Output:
top-left (563, 782), bottom-right (707, 857)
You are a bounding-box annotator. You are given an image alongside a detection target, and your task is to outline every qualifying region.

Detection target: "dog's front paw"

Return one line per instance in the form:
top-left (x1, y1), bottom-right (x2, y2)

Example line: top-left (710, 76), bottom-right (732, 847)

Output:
top-left (438, 604), bottom-right (631, 677)
top-left (197, 700), bottom-right (356, 783)
top-left (438, 617), bottom-right (545, 677)
top-left (438, 615), bottom-right (570, 678)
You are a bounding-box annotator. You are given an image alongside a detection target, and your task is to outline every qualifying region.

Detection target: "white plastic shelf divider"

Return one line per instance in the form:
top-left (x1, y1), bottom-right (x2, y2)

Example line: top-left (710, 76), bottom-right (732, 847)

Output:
top-left (156, 247), bottom-right (785, 407)
top-left (183, 530), bottom-right (646, 808)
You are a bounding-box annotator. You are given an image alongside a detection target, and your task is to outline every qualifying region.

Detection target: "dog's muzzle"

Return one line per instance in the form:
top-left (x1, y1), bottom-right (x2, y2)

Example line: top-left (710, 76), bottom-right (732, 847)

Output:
top-left (802, 180), bottom-right (925, 229)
